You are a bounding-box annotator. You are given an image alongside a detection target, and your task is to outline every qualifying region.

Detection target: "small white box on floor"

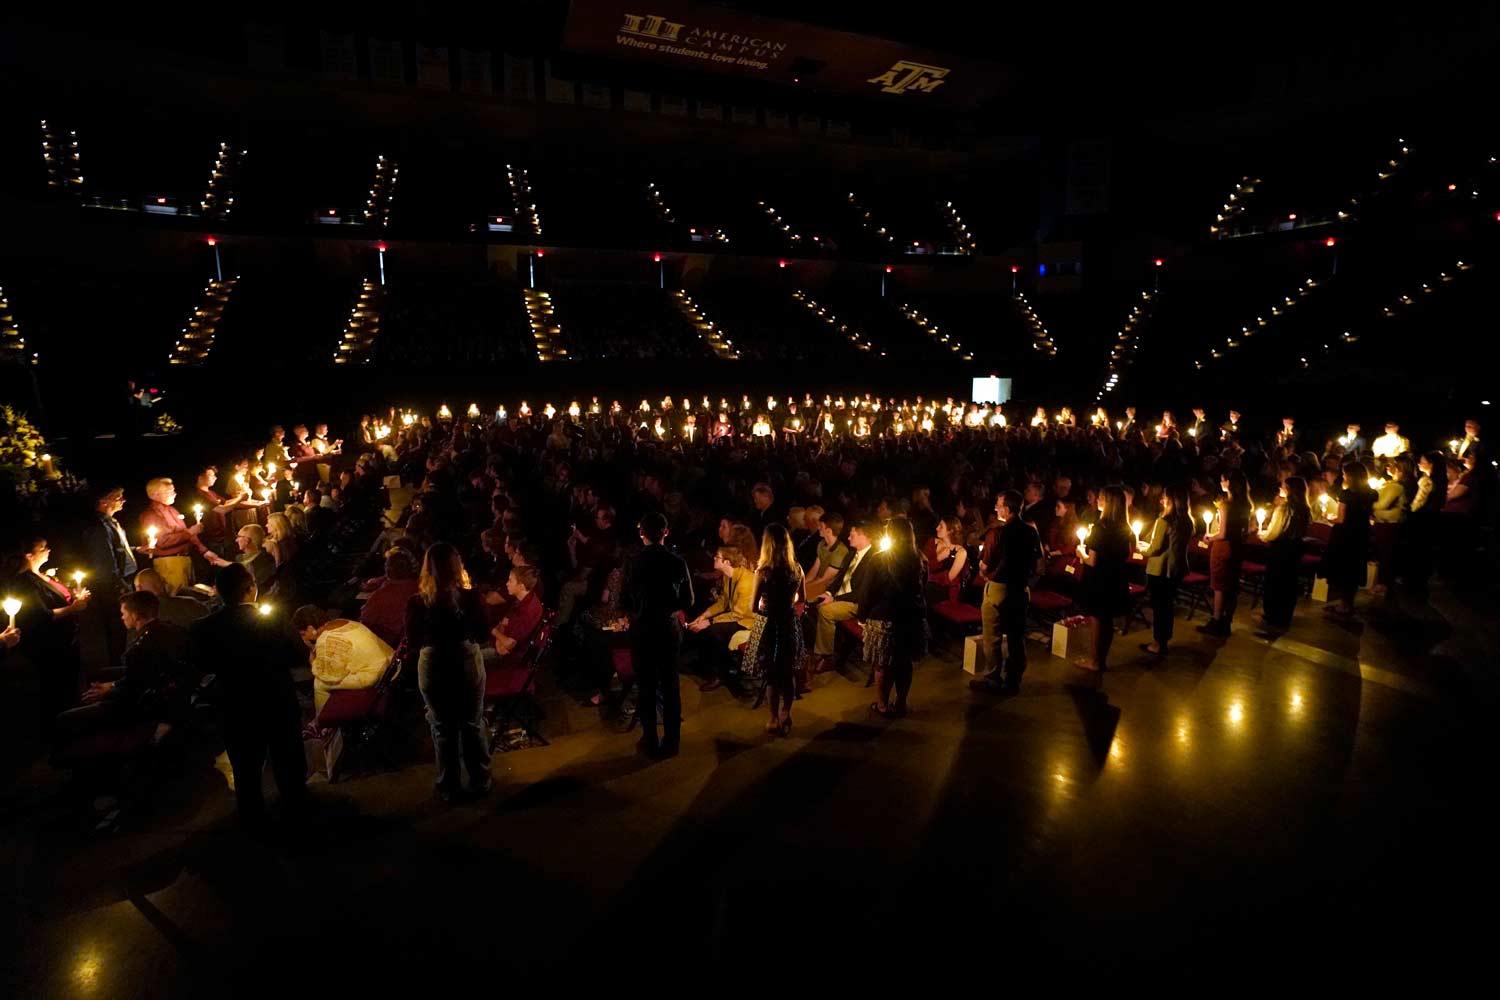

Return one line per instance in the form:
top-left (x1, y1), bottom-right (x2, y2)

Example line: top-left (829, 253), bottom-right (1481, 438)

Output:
top-left (1051, 617), bottom-right (1096, 660)
top-left (1311, 577), bottom-right (1329, 602)
top-left (962, 634), bottom-right (1006, 674)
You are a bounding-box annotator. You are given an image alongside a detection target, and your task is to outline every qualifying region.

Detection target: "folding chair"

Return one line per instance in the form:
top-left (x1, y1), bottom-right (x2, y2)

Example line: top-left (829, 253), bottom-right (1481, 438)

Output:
top-left (485, 617), bottom-right (553, 752)
top-left (314, 645), bottom-right (404, 783)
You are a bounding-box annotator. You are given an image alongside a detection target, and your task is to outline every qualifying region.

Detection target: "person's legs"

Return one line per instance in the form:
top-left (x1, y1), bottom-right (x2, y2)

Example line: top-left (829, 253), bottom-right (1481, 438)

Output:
top-left (224, 726), bottom-right (269, 828)
top-left (891, 658), bottom-right (912, 710)
top-left (458, 644), bottom-right (492, 790)
top-left (1094, 616), bottom-right (1115, 670)
top-left (266, 699), bottom-right (309, 817)
top-left (1001, 589), bottom-right (1028, 685)
top-left (1148, 575), bottom-right (1176, 648)
top-left (555, 578), bottom-right (588, 626)
top-left (633, 638), bottom-right (660, 749)
top-left (979, 582), bottom-right (1004, 676)
top-left (658, 637), bottom-right (682, 751)
top-left (701, 622), bottom-right (742, 686)
top-left (418, 650), bottom-right (459, 793)
top-left (813, 600), bottom-right (859, 656)
top-left (873, 669), bottom-right (890, 711)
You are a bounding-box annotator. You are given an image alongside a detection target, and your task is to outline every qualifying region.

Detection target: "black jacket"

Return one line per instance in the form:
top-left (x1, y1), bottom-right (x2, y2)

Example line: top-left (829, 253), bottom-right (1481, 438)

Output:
top-left (622, 544), bottom-right (694, 633)
top-left (190, 603), bottom-right (304, 723)
top-left (827, 545), bottom-right (876, 608)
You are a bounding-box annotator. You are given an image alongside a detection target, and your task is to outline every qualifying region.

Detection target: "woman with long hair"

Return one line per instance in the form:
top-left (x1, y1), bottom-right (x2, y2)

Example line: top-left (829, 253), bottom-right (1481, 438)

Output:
top-left (265, 512), bottom-right (299, 568)
top-left (404, 542), bottom-right (492, 802)
top-left (864, 517), bottom-right (928, 717)
top-left (1371, 456), bottom-right (1411, 592)
top-left (1198, 469), bottom-right (1252, 637)
top-left (1076, 486), bottom-right (1132, 672)
top-left (1140, 484), bottom-right (1193, 657)
top-left (926, 516), bottom-right (970, 603)
top-left (12, 535), bottom-right (93, 733)
top-left (742, 523), bottom-right (805, 735)
top-left (1319, 462), bottom-right (1376, 618)
top-left (1256, 476), bottom-right (1311, 634)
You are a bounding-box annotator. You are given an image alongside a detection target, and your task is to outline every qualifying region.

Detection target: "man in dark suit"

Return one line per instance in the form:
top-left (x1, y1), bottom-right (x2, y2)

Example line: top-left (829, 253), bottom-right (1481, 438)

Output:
top-left (1019, 481), bottom-right (1052, 537)
top-left (811, 520), bottom-right (876, 667)
top-left (970, 491), bottom-right (1043, 695)
top-left (1119, 407), bottom-right (1139, 441)
top-left (620, 513), bottom-right (695, 759)
top-left (1341, 423), bottom-right (1367, 461)
top-left (1189, 408), bottom-right (1210, 443)
top-left (191, 563), bottom-right (307, 828)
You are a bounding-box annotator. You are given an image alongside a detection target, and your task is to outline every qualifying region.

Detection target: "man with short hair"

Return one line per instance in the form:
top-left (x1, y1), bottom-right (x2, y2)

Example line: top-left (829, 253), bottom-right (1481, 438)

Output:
top-left (192, 563), bottom-right (308, 828)
top-left (748, 483), bottom-right (778, 539)
top-left (264, 425), bottom-right (292, 468)
top-left (971, 491), bottom-right (1042, 695)
top-left (1372, 421), bottom-right (1410, 459)
top-left (140, 478), bottom-right (231, 595)
top-left (134, 568), bottom-right (210, 627)
top-left (620, 513), bottom-right (694, 759)
top-left (1341, 423), bottom-right (1367, 460)
top-left (1456, 418), bottom-right (1482, 460)
top-left (1189, 408), bottom-right (1209, 441)
top-left (803, 512), bottom-right (848, 601)
top-left (58, 591), bottom-right (193, 739)
top-left (811, 521), bottom-right (875, 667)
top-left (492, 565), bottom-right (543, 662)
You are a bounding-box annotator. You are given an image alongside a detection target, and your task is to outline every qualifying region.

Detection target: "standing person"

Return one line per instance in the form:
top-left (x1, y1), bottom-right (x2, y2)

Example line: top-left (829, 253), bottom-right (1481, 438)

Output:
top-left (1074, 486), bottom-right (1132, 673)
top-left (1319, 462), bottom-right (1376, 619)
top-left (1255, 476), bottom-right (1311, 635)
top-left (13, 536), bottom-right (92, 734)
top-left (190, 563), bottom-right (307, 829)
top-left (970, 490), bottom-right (1042, 695)
top-left (1403, 451), bottom-right (1447, 596)
top-left (139, 477), bottom-right (231, 594)
top-left (404, 543), bottom-right (492, 802)
top-left (1197, 470), bottom-right (1252, 637)
top-left (620, 513), bottom-right (694, 760)
top-left (864, 517), bottom-right (928, 718)
top-left (1139, 484), bottom-right (1193, 657)
top-left (79, 485), bottom-right (138, 668)
top-left (184, 465), bottom-right (243, 556)
top-left (741, 524), bottom-right (804, 736)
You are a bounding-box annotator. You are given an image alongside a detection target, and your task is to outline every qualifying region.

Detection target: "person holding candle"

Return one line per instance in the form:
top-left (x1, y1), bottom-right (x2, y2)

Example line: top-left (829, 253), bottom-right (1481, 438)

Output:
top-left (13, 536), bottom-right (92, 733)
top-left (1196, 471), bottom-right (1253, 637)
top-left (1255, 476), bottom-right (1311, 635)
top-left (1370, 457), bottom-right (1412, 592)
top-left (1318, 462), bottom-right (1376, 618)
top-left (139, 478), bottom-right (231, 595)
top-left (1139, 484), bottom-right (1193, 657)
top-left (863, 517), bottom-right (928, 718)
top-left (970, 490), bottom-right (1043, 695)
top-left (185, 465), bottom-right (242, 555)
top-left (80, 485), bottom-right (138, 668)
top-left (1455, 419), bottom-right (1482, 461)
top-left (1074, 487), bottom-right (1133, 672)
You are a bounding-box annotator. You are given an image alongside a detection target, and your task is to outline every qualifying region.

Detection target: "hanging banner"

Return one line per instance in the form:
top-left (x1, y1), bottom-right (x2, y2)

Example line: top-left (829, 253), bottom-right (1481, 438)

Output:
top-left (417, 44), bottom-right (451, 90)
top-left (369, 38), bottom-right (405, 84)
top-left (460, 49), bottom-right (493, 94)
top-left (503, 54), bottom-right (536, 99)
top-left (319, 30), bottom-right (356, 80)
top-left (561, 0), bottom-right (1006, 107)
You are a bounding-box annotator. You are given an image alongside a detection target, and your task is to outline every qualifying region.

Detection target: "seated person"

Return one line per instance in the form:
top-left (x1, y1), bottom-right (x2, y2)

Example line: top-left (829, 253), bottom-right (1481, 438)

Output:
top-left (134, 568), bottom-right (212, 627)
top-left (265, 513), bottom-right (299, 568)
top-left (292, 605), bottom-right (394, 714)
top-left (491, 565), bottom-right (544, 666)
top-left (234, 524), bottom-right (276, 590)
top-left (685, 546), bottom-right (757, 692)
top-left (56, 591), bottom-right (192, 741)
top-left (359, 549), bottom-right (420, 648)
top-left (811, 521), bottom-right (875, 669)
top-left (803, 512), bottom-right (848, 601)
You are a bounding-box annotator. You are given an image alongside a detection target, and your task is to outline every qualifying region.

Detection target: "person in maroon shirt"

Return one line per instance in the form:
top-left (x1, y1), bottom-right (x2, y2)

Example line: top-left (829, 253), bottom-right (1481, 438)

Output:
top-left (360, 549), bottom-right (420, 648)
top-left (491, 565), bottom-right (543, 665)
top-left (184, 465), bottom-right (243, 554)
top-left (287, 424), bottom-right (319, 466)
top-left (138, 478), bottom-right (231, 567)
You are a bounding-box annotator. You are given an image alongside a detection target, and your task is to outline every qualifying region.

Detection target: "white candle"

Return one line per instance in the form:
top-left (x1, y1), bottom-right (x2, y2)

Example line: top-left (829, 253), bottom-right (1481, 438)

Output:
top-left (1202, 510), bottom-right (1215, 535)
top-left (1255, 508), bottom-right (1267, 530)
top-left (146, 526), bottom-right (159, 551)
top-left (4, 596), bottom-right (20, 629)
top-left (193, 503), bottom-right (204, 524)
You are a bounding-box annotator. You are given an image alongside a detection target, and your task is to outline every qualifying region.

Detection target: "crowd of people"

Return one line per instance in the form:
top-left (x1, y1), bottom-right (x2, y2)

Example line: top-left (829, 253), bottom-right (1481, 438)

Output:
top-left (4, 393), bottom-right (1489, 828)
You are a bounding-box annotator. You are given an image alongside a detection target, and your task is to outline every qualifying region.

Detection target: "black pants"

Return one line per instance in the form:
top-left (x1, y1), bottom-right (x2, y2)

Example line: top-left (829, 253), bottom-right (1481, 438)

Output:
top-left (997, 587), bottom-right (1030, 683)
top-left (692, 621), bottom-right (744, 681)
top-left (632, 629), bottom-right (682, 749)
top-left (223, 704), bottom-right (307, 827)
top-left (1261, 550), bottom-right (1301, 627)
top-left (1148, 575), bottom-right (1179, 647)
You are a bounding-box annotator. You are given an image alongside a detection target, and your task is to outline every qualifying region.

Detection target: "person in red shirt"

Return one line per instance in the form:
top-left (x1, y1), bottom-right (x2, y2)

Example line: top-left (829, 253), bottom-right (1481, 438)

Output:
top-left (491, 565), bottom-right (543, 665)
top-left (360, 549), bottom-right (420, 648)
top-left (138, 478), bottom-right (231, 568)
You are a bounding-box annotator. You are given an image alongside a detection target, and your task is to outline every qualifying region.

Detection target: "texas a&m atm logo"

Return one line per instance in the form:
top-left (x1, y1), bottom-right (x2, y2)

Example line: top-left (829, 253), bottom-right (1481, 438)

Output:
top-left (619, 13), bottom-right (686, 42)
top-left (867, 61), bottom-right (950, 95)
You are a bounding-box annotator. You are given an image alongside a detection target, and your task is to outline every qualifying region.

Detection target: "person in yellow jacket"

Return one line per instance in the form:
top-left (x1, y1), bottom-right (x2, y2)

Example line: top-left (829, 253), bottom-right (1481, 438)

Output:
top-left (686, 547), bottom-right (757, 693)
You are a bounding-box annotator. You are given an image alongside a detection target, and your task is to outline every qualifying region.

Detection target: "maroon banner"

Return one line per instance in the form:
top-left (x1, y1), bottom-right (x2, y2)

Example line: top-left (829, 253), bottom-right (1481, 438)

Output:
top-left (561, 0), bottom-right (1006, 108)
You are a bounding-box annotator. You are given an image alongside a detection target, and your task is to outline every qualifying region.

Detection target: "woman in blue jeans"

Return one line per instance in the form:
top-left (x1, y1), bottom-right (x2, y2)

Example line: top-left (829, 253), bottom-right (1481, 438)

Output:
top-left (404, 543), bottom-right (492, 802)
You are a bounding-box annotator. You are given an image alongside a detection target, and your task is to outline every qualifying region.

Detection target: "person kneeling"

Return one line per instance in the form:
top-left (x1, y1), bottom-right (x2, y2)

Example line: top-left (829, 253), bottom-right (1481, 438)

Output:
top-left (293, 605), bottom-right (393, 715)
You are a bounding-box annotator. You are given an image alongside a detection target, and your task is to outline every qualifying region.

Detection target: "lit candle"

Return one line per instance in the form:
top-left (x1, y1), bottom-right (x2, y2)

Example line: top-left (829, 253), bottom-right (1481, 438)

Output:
top-left (1115, 420), bottom-right (1122, 430)
top-left (1367, 477), bottom-right (1385, 490)
top-left (544, 403), bottom-right (556, 419)
top-left (1256, 507), bottom-right (1267, 530)
top-left (519, 401), bottom-right (532, 417)
top-left (438, 404), bottom-right (452, 420)
top-left (258, 603), bottom-right (273, 616)
top-left (878, 534), bottom-right (893, 552)
top-left (2, 596), bottom-right (20, 630)
top-left (467, 403), bottom-right (481, 419)
top-left (71, 570), bottom-right (85, 593)
top-left (1188, 427), bottom-right (1197, 437)
top-left (568, 401), bottom-right (581, 419)
top-left (1202, 510), bottom-right (1215, 535)
top-left (261, 488), bottom-right (272, 501)
top-left (146, 526), bottom-right (159, 551)
top-left (193, 503), bottom-right (204, 524)
top-left (39, 453), bottom-right (56, 478)
top-left (1131, 520), bottom-right (1143, 545)
top-left (1449, 439), bottom-right (1460, 452)
top-left (266, 462), bottom-right (276, 475)
top-left (1075, 526), bottom-right (1089, 550)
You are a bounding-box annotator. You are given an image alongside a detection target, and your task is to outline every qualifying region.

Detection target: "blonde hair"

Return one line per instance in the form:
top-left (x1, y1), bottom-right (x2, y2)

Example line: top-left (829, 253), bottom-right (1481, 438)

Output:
top-left (266, 513), bottom-right (293, 542)
top-left (146, 477), bottom-right (173, 498)
top-left (757, 523), bottom-right (803, 584)
top-left (237, 523), bottom-right (266, 549)
top-left (418, 542), bottom-right (472, 608)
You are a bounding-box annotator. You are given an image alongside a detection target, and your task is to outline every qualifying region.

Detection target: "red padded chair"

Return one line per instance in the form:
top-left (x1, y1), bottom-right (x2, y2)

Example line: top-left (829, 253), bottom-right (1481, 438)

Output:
top-left (51, 720), bottom-right (158, 771)
top-left (315, 646), bottom-right (404, 783)
top-left (485, 616), bottom-right (552, 751)
top-left (931, 578), bottom-right (983, 634)
top-left (1122, 582), bottom-right (1150, 634)
top-left (1179, 572), bottom-right (1211, 619)
top-left (1240, 561), bottom-right (1268, 608)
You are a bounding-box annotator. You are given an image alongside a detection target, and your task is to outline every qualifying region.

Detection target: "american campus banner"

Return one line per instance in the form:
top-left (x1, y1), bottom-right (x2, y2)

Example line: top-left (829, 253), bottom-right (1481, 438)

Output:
top-left (561, 0), bottom-right (1006, 108)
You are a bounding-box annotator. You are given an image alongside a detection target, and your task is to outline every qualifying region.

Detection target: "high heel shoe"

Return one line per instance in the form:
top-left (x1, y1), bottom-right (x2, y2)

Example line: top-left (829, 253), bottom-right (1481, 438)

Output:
top-left (765, 719), bottom-right (781, 735)
top-left (778, 716), bottom-right (793, 736)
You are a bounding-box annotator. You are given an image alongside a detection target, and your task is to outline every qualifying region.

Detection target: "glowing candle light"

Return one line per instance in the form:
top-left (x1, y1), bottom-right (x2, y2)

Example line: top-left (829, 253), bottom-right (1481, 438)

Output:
top-left (568, 401), bottom-right (581, 419)
top-left (1131, 520), bottom-right (1143, 545)
top-left (266, 462), bottom-right (276, 475)
top-left (519, 401), bottom-right (531, 417)
top-left (146, 526), bottom-right (159, 551)
top-left (1075, 526), bottom-right (1089, 547)
top-left (1202, 510), bottom-right (1215, 534)
top-left (1256, 507), bottom-right (1267, 530)
top-left (3, 596), bottom-right (20, 630)
top-left (437, 404), bottom-right (452, 420)
top-left (193, 503), bottom-right (204, 524)
top-left (878, 534), bottom-right (893, 552)
top-left (1188, 427), bottom-right (1197, 437)
top-left (1367, 477), bottom-right (1385, 490)
top-left (71, 570), bottom-right (85, 592)
top-left (467, 403), bottom-right (481, 419)
top-left (1449, 439), bottom-right (1460, 452)
top-left (544, 403), bottom-right (556, 419)
top-left (258, 603), bottom-right (273, 616)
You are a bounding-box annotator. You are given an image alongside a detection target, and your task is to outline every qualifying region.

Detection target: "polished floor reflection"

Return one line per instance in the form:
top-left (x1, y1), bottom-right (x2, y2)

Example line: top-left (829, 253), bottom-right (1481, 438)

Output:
top-left (4, 585), bottom-right (1497, 991)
